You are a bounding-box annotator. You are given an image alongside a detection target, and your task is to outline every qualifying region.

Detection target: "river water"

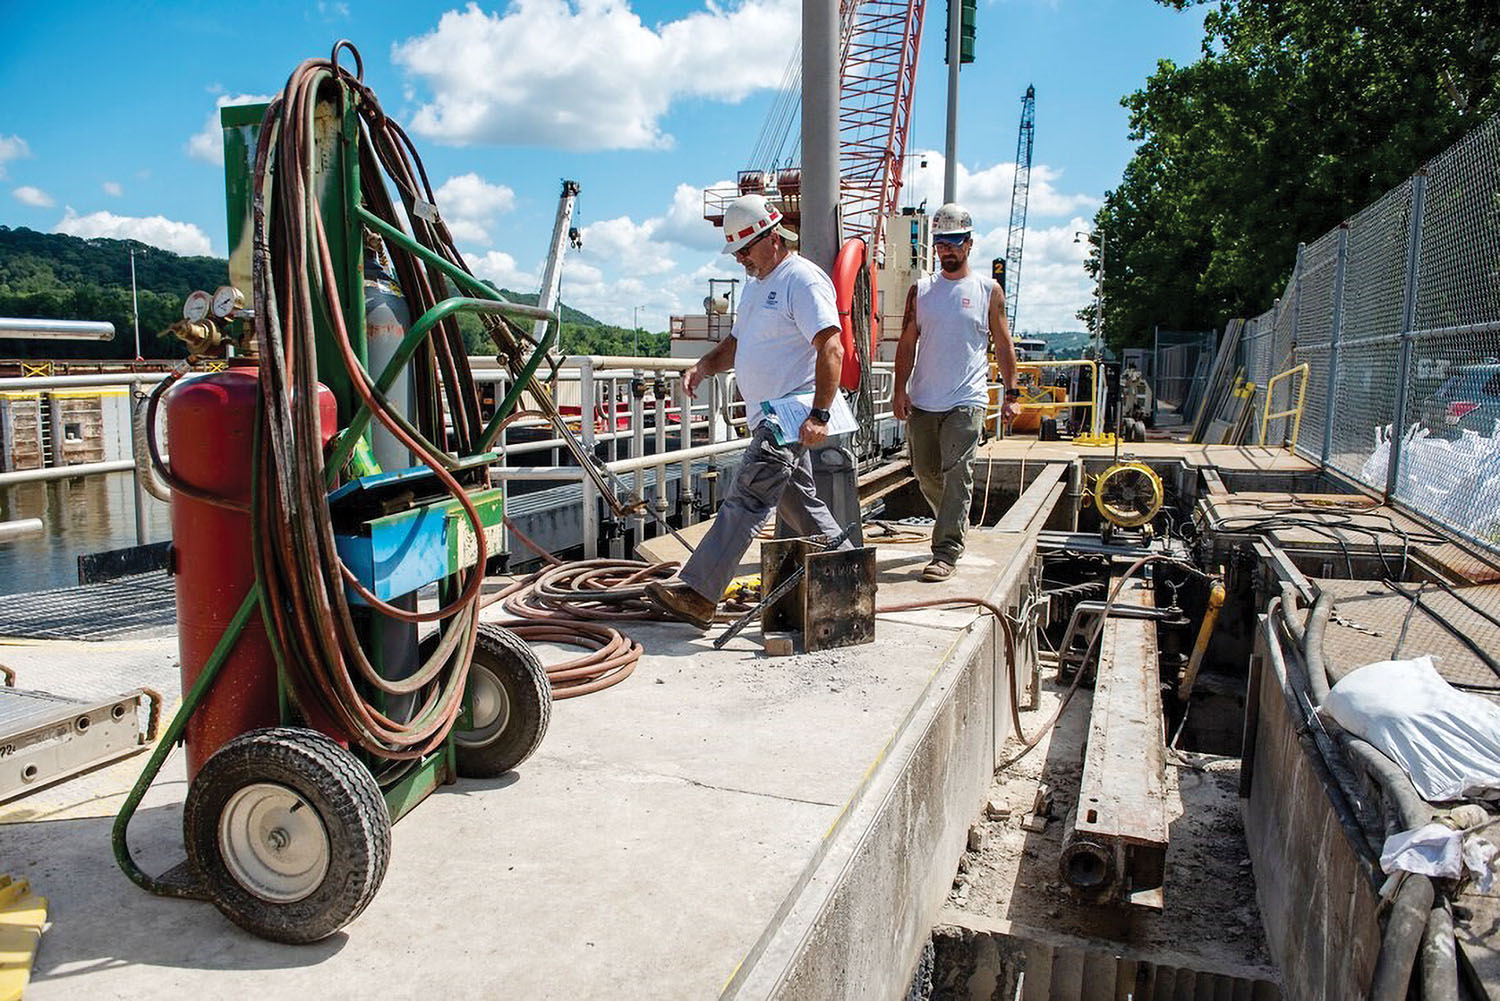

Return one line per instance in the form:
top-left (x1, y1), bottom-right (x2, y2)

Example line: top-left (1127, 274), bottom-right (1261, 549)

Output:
top-left (0, 472), bottom-right (173, 595)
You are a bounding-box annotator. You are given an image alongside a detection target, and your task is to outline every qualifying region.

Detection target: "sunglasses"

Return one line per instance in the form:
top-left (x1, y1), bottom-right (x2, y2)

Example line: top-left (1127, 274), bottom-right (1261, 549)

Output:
top-left (933, 233), bottom-right (970, 247)
top-left (733, 229), bottom-right (773, 259)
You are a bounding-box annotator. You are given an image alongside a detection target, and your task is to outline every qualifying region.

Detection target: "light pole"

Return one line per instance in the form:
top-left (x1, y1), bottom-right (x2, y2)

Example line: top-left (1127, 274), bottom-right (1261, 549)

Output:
top-left (129, 246), bottom-right (142, 360)
top-left (633, 304), bottom-right (646, 356)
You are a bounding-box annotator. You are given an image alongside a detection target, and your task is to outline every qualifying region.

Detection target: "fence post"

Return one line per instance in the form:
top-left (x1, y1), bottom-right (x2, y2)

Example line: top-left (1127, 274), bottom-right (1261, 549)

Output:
top-left (1322, 224), bottom-right (1348, 467)
top-left (1292, 244), bottom-right (1304, 350)
top-left (1385, 172), bottom-right (1427, 500)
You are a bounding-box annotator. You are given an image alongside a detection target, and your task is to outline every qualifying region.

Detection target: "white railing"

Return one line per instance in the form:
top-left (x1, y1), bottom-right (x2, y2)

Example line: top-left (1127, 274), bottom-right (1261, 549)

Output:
top-left (0, 357), bottom-right (907, 561)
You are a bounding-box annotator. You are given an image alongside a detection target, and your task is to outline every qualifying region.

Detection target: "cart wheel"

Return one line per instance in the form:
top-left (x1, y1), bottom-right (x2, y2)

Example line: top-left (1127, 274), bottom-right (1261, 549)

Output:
top-left (1039, 417), bottom-right (1059, 442)
top-left (1128, 419), bottom-right (1147, 442)
top-left (183, 727), bottom-right (391, 944)
top-left (453, 623), bottom-right (552, 778)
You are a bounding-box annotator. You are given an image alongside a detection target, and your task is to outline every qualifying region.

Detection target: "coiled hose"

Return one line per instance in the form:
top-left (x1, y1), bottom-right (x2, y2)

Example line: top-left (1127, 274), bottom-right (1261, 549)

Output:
top-left (247, 48), bottom-right (503, 760)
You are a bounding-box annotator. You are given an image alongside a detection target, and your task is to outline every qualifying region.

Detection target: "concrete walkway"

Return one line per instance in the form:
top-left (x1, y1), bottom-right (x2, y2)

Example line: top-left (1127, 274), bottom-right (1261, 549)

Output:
top-left (0, 529), bottom-right (1037, 1001)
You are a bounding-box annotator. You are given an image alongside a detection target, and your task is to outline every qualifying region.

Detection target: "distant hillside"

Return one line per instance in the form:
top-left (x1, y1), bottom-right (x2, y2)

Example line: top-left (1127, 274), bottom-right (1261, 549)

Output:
top-left (0, 226), bottom-right (226, 358)
top-left (0, 226), bottom-right (638, 358)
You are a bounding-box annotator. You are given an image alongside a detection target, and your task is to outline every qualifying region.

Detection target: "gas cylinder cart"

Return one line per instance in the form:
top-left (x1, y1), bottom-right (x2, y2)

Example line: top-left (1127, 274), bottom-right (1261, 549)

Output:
top-left (112, 44), bottom-right (577, 944)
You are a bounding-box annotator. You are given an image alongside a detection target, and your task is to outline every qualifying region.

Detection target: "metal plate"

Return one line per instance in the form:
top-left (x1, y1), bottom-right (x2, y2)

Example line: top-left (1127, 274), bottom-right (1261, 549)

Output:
top-left (803, 547), bottom-right (877, 652)
top-left (0, 689), bottom-right (146, 804)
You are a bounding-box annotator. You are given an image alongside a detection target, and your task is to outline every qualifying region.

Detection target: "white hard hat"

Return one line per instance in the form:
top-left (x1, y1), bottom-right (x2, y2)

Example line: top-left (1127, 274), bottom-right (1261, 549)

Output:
top-left (720, 194), bottom-right (796, 255)
top-left (931, 202), bottom-right (973, 237)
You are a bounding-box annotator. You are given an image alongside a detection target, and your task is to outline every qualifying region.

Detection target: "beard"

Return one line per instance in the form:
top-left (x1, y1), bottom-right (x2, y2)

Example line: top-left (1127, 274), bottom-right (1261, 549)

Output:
top-left (938, 255), bottom-right (964, 274)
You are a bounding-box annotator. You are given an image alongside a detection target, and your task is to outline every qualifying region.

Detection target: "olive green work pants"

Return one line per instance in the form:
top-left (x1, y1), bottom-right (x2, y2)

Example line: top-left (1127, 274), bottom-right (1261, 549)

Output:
top-left (906, 404), bottom-right (986, 563)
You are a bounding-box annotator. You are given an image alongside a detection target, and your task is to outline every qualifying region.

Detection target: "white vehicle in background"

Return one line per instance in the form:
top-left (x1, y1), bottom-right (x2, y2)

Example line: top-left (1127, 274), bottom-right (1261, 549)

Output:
top-left (1013, 336), bottom-right (1048, 362)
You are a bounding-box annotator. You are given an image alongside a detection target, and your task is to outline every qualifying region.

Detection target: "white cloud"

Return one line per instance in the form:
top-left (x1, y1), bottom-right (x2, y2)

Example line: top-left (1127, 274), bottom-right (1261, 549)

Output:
top-left (464, 250), bottom-right (538, 292)
top-left (55, 207), bottom-right (214, 256)
top-left (13, 186), bottom-right (53, 208)
top-left (433, 173), bottom-right (516, 246)
top-left (972, 217), bottom-right (1096, 333)
top-left (578, 215), bottom-right (677, 277)
top-left (102, 181), bottom-right (123, 197)
top-left (186, 94), bottom-right (274, 164)
top-left (654, 182), bottom-right (729, 252)
top-left (0, 135), bottom-right (31, 179)
top-left (903, 151), bottom-right (1099, 222)
top-left (393, 0), bottom-right (798, 150)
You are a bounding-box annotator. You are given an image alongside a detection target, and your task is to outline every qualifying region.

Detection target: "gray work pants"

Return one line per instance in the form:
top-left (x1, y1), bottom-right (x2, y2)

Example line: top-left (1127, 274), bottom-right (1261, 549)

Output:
top-left (906, 404), bottom-right (986, 563)
top-left (679, 422), bottom-right (844, 601)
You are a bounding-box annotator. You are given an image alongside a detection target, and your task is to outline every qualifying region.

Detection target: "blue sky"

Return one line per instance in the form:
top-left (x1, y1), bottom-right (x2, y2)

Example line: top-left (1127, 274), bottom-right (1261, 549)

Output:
top-left (0, 0), bottom-right (1207, 333)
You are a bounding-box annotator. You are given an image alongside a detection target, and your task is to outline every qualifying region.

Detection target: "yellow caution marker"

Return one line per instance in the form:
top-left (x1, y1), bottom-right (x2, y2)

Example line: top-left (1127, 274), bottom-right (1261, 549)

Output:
top-left (0, 875), bottom-right (46, 1001)
top-left (1072, 431), bottom-right (1118, 447)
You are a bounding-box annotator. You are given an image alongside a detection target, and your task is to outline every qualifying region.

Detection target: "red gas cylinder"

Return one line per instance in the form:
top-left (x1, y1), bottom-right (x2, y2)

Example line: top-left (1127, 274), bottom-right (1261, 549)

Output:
top-left (166, 365), bottom-right (338, 779)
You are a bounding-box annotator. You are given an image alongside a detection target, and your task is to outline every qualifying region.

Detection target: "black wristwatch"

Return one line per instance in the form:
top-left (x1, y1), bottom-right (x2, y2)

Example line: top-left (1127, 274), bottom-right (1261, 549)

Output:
top-left (808, 407), bottom-right (832, 423)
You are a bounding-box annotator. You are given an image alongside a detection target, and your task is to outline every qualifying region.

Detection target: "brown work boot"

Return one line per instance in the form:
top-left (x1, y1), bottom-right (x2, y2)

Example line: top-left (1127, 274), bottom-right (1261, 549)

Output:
top-left (645, 581), bottom-right (718, 630)
top-left (921, 559), bottom-right (955, 582)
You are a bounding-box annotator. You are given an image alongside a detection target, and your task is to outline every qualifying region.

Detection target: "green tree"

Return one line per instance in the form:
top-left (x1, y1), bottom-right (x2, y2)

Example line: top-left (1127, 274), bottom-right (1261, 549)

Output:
top-left (1091, 0), bottom-right (1500, 347)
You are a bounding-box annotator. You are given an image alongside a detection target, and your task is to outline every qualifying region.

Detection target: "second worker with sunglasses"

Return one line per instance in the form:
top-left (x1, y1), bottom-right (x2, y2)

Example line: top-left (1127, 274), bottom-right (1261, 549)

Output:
top-left (892, 203), bottom-right (1018, 582)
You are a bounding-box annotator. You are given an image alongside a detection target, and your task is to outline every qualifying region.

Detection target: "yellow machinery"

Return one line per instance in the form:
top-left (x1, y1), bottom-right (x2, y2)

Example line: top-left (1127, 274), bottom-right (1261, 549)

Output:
top-left (1091, 461), bottom-right (1165, 529)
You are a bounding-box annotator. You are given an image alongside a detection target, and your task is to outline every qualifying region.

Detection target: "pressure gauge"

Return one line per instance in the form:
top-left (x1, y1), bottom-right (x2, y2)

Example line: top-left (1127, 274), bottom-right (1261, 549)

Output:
top-left (183, 290), bottom-right (213, 322)
top-left (211, 285), bottom-right (245, 319)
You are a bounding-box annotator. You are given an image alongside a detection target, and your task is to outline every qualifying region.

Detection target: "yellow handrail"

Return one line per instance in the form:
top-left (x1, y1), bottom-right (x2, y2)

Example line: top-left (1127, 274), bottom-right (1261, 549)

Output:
top-left (1260, 362), bottom-right (1310, 449)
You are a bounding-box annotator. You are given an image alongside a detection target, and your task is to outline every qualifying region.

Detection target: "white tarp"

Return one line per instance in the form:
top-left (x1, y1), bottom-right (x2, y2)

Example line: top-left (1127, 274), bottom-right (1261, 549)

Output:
top-left (1320, 655), bottom-right (1500, 802)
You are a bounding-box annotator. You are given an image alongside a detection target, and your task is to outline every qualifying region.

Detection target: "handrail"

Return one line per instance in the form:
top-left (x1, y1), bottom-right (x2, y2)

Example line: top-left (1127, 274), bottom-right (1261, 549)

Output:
top-left (1259, 362), bottom-right (1310, 449)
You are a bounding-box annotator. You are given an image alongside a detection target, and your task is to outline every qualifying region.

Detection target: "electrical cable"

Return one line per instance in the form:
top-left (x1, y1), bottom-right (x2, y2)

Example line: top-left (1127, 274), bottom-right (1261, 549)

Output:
top-left (1382, 579), bottom-right (1500, 684)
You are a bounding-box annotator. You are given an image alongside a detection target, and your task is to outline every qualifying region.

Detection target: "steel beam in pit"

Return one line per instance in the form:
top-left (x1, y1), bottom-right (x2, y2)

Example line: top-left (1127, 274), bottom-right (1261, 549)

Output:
top-left (1060, 575), bottom-right (1169, 910)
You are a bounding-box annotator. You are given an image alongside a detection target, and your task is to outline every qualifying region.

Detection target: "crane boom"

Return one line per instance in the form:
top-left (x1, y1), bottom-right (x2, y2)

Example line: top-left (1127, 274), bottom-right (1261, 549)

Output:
top-left (1003, 84), bottom-right (1035, 331)
top-left (704, 0), bottom-right (926, 267)
top-left (838, 0), bottom-right (927, 261)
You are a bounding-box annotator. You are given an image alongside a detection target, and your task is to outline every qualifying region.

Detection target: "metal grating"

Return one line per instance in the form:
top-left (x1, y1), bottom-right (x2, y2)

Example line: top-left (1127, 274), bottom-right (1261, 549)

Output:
top-left (0, 572), bottom-right (176, 641)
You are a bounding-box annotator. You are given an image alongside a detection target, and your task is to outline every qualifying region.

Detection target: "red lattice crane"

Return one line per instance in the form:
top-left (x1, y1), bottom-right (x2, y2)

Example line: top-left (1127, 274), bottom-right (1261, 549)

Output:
top-left (704, 0), bottom-right (927, 263)
top-left (837, 0), bottom-right (927, 263)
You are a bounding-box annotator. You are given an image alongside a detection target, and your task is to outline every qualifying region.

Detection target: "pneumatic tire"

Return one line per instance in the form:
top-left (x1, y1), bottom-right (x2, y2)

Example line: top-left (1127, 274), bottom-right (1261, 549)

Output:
top-left (451, 622), bottom-right (552, 778)
top-left (183, 727), bottom-right (391, 944)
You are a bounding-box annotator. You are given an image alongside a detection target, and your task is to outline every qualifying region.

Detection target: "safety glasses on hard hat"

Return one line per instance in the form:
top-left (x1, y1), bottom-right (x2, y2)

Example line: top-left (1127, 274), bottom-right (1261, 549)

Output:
top-left (933, 233), bottom-right (970, 247)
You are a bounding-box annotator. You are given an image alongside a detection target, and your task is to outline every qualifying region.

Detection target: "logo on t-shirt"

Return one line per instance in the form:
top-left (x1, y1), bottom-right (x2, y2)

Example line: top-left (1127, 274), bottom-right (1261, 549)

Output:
top-left (961, 297), bottom-right (972, 308)
top-left (766, 291), bottom-right (779, 306)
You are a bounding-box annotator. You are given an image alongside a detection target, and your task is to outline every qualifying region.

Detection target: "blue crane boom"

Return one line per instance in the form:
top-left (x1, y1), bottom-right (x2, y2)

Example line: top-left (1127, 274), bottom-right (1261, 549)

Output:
top-left (1003, 85), bottom-right (1035, 332)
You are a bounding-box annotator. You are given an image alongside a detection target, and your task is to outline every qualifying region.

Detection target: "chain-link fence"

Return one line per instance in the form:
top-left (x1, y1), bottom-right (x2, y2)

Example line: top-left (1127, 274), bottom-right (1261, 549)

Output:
top-left (1249, 115), bottom-right (1500, 551)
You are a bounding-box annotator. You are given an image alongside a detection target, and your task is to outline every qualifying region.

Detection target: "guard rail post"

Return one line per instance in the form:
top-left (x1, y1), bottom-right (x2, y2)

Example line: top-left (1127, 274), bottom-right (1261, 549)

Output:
top-left (579, 356), bottom-right (599, 558)
top-left (130, 378), bottom-right (148, 546)
top-left (675, 377), bottom-right (695, 527)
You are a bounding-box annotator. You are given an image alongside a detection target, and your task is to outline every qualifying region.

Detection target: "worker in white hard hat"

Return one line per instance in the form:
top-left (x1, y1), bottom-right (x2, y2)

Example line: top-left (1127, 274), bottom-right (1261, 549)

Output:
top-left (892, 202), bottom-right (1017, 582)
top-left (645, 193), bottom-right (849, 629)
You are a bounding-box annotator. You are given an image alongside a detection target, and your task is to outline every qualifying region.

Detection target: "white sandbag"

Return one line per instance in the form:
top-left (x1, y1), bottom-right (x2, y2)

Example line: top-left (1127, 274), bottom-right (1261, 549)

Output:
top-left (1319, 655), bottom-right (1500, 802)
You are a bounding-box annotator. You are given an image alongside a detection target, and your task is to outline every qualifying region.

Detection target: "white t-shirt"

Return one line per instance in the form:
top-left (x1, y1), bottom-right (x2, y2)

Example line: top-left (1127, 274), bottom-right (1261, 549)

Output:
top-left (731, 254), bottom-right (840, 427)
top-left (906, 271), bottom-right (994, 411)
